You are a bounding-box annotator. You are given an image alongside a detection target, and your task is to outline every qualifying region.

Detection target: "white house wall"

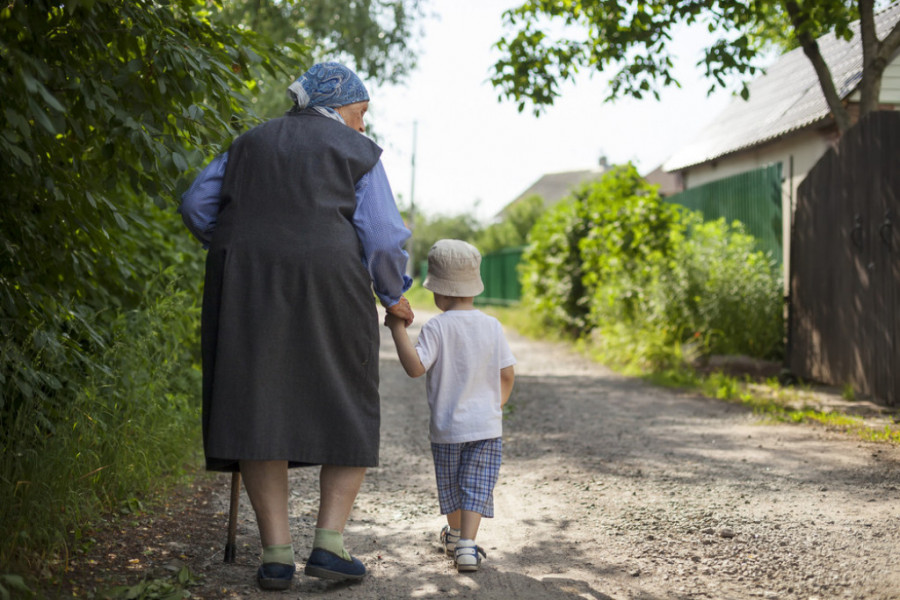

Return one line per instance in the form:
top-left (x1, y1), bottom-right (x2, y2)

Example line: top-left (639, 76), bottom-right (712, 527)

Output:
top-left (878, 54), bottom-right (900, 103)
top-left (847, 56), bottom-right (900, 102)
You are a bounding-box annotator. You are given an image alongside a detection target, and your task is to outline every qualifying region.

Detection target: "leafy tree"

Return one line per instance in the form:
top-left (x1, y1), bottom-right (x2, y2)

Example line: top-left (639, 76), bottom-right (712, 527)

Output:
top-left (578, 164), bottom-right (681, 330)
top-left (645, 215), bottom-right (784, 360)
top-left (519, 188), bottom-right (594, 335)
top-left (1, 0), bottom-right (281, 423)
top-left (490, 0), bottom-right (900, 133)
top-left (0, 0), bottom-right (289, 567)
top-left (219, 0), bottom-right (425, 118)
top-left (519, 165), bottom-right (784, 362)
top-left (407, 212), bottom-right (482, 277)
top-left (476, 194), bottom-right (544, 254)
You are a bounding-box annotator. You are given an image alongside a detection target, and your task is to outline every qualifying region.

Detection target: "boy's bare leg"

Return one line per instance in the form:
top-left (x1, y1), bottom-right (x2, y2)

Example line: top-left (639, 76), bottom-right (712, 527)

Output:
top-left (459, 510), bottom-right (482, 541)
top-left (240, 460), bottom-right (291, 547)
top-left (316, 465), bottom-right (367, 531)
top-left (446, 509), bottom-right (461, 530)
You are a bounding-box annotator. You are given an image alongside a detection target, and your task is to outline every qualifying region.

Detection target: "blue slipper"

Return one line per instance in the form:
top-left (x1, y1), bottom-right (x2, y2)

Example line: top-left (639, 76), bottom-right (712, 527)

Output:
top-left (304, 548), bottom-right (366, 581)
top-left (257, 562), bottom-right (295, 590)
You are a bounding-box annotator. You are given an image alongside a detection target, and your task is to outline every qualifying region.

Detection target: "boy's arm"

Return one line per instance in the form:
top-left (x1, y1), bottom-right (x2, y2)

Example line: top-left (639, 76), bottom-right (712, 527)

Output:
top-left (384, 314), bottom-right (426, 378)
top-left (500, 365), bottom-right (515, 407)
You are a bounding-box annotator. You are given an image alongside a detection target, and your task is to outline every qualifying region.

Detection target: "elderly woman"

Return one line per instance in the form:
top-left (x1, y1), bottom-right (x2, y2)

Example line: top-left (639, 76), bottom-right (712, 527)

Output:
top-left (180, 62), bottom-right (414, 591)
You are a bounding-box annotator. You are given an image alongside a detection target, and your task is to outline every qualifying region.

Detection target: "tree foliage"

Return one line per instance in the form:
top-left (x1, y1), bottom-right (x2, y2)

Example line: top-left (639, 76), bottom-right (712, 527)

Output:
top-left (519, 186), bottom-right (596, 335)
top-left (406, 212), bottom-right (482, 276)
top-left (0, 0), bottom-right (426, 575)
top-left (0, 0), bottom-right (291, 570)
top-left (646, 215), bottom-right (784, 360)
top-left (578, 165), bottom-right (681, 328)
top-left (519, 164), bottom-right (783, 361)
top-left (219, 0), bottom-right (425, 118)
top-left (490, 0), bottom-right (900, 133)
top-left (0, 0), bottom-right (283, 421)
top-left (476, 194), bottom-right (545, 254)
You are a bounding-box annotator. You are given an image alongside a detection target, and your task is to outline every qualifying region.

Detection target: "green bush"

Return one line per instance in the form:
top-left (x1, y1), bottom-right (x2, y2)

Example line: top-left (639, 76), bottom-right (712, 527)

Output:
top-left (645, 216), bottom-right (784, 359)
top-left (477, 195), bottom-right (545, 254)
top-left (520, 164), bottom-right (680, 336)
top-left (518, 192), bottom-right (592, 335)
top-left (577, 164), bottom-right (682, 331)
top-left (0, 265), bottom-right (202, 570)
top-left (0, 0), bottom-right (273, 574)
top-left (520, 163), bottom-right (784, 367)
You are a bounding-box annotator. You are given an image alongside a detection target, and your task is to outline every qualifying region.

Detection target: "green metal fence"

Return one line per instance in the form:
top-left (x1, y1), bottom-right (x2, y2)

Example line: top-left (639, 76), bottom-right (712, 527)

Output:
top-left (477, 245), bottom-right (525, 305)
top-left (665, 163), bottom-right (784, 263)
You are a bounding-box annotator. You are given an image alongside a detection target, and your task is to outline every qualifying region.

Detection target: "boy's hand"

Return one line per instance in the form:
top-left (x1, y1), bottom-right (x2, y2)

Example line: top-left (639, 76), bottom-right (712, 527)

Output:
top-left (384, 312), bottom-right (405, 329)
top-left (385, 296), bottom-right (414, 327)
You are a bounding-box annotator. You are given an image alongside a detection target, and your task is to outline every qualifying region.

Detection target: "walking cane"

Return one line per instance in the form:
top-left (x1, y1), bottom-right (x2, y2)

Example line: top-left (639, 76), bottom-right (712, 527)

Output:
top-left (224, 471), bottom-right (240, 563)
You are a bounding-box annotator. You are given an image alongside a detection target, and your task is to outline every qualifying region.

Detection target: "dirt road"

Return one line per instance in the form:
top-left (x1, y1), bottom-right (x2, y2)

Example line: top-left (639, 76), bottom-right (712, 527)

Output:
top-left (190, 310), bottom-right (900, 600)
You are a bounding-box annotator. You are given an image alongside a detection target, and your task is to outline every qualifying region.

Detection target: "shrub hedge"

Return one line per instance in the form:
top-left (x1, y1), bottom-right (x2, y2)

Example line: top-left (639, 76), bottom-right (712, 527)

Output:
top-left (519, 164), bottom-right (784, 369)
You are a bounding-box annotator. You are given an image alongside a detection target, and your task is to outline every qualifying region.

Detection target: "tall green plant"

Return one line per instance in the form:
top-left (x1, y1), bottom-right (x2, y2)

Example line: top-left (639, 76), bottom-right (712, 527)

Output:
top-left (518, 191), bottom-right (592, 335)
top-left (0, 0), bottom-right (288, 575)
top-left (519, 164), bottom-right (784, 366)
top-left (0, 0), bottom-right (284, 429)
top-left (490, 0), bottom-right (899, 134)
top-left (577, 164), bottom-right (681, 330)
top-left (520, 164), bottom-right (679, 335)
top-left (0, 265), bottom-right (201, 569)
top-left (477, 194), bottom-right (544, 254)
top-left (645, 216), bottom-right (784, 359)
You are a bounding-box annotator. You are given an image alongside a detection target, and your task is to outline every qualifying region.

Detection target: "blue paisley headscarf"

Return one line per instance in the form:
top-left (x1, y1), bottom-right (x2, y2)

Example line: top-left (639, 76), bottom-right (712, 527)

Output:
top-left (287, 62), bottom-right (369, 124)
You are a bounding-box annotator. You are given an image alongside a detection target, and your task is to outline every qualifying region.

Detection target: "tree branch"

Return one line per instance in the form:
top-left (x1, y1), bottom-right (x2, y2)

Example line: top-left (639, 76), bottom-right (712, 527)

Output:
top-left (858, 0), bottom-right (880, 115)
top-left (877, 17), bottom-right (900, 63)
top-left (785, 0), bottom-right (852, 134)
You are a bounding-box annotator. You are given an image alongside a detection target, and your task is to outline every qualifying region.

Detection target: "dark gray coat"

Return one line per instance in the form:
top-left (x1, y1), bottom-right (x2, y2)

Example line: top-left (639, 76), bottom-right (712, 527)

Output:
top-left (201, 112), bottom-right (383, 472)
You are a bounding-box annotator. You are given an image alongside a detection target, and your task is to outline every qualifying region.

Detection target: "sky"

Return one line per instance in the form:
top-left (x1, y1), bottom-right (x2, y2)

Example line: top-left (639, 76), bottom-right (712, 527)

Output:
top-left (369, 0), bottom-right (737, 222)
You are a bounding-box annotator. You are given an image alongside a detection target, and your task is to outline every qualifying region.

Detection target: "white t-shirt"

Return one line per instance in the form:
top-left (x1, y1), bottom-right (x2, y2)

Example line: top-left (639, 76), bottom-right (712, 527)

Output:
top-left (415, 310), bottom-right (517, 444)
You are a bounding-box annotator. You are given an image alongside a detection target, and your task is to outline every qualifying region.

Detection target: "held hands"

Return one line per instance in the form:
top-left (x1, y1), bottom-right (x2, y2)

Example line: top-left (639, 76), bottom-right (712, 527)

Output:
top-left (385, 296), bottom-right (414, 328)
top-left (383, 296), bottom-right (426, 378)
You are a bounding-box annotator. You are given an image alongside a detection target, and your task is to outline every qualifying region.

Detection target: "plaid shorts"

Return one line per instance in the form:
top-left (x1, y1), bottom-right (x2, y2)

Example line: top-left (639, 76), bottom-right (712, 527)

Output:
top-left (431, 438), bottom-right (502, 518)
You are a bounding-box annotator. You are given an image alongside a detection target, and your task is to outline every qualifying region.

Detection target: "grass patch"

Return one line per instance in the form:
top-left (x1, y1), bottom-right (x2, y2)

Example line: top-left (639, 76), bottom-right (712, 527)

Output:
top-left (649, 367), bottom-right (900, 444)
top-left (0, 277), bottom-right (204, 587)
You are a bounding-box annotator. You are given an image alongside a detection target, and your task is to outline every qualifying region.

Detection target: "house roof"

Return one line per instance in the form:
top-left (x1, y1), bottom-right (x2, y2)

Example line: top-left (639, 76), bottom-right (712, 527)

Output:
top-left (496, 166), bottom-right (608, 218)
top-left (642, 164), bottom-right (683, 197)
top-left (663, 1), bottom-right (900, 172)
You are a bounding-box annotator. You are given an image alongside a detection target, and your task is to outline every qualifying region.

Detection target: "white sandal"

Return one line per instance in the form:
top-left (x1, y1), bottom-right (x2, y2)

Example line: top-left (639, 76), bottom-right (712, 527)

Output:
top-left (440, 525), bottom-right (460, 556)
top-left (454, 539), bottom-right (486, 572)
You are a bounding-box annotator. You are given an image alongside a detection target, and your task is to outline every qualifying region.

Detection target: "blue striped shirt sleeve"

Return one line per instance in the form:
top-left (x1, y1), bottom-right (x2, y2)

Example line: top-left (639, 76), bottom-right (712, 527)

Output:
top-left (178, 152), bottom-right (228, 248)
top-left (353, 159), bottom-right (413, 307)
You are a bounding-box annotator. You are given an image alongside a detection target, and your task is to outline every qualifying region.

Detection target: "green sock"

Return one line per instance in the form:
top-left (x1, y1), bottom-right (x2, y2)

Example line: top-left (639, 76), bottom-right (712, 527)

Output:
top-left (261, 543), bottom-right (294, 565)
top-left (313, 528), bottom-right (351, 561)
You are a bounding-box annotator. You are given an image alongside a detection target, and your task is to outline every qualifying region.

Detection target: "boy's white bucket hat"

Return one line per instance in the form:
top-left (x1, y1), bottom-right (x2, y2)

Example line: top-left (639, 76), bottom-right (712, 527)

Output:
top-left (423, 239), bottom-right (484, 297)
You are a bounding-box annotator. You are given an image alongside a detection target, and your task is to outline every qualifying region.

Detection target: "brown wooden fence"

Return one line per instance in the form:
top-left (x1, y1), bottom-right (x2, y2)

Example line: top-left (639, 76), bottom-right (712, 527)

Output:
top-left (788, 111), bottom-right (900, 406)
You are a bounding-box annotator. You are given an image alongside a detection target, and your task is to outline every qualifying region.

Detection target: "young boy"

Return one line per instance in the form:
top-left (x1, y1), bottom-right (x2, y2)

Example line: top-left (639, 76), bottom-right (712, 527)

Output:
top-left (384, 239), bottom-right (516, 572)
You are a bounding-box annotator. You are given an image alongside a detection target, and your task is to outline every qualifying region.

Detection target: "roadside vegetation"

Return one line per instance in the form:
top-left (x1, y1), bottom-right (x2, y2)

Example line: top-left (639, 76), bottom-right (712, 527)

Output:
top-left (0, 0), bottom-right (424, 594)
top-left (461, 165), bottom-right (899, 445)
top-left (4, 1), bottom-right (896, 594)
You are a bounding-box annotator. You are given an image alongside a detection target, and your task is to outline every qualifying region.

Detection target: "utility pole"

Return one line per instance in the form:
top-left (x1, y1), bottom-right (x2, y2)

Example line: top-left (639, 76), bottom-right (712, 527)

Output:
top-left (407, 120), bottom-right (418, 279)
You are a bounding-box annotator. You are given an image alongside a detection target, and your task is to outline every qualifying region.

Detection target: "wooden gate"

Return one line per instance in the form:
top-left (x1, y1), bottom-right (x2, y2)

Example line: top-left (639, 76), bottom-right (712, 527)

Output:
top-left (788, 111), bottom-right (900, 406)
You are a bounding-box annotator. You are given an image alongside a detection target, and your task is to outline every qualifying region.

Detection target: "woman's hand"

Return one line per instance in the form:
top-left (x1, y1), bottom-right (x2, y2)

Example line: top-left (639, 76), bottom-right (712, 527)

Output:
top-left (385, 296), bottom-right (414, 327)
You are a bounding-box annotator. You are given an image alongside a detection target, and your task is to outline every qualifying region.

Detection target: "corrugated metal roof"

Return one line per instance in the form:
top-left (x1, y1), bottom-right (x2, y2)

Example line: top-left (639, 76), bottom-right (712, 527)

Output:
top-left (664, 2), bottom-right (900, 172)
